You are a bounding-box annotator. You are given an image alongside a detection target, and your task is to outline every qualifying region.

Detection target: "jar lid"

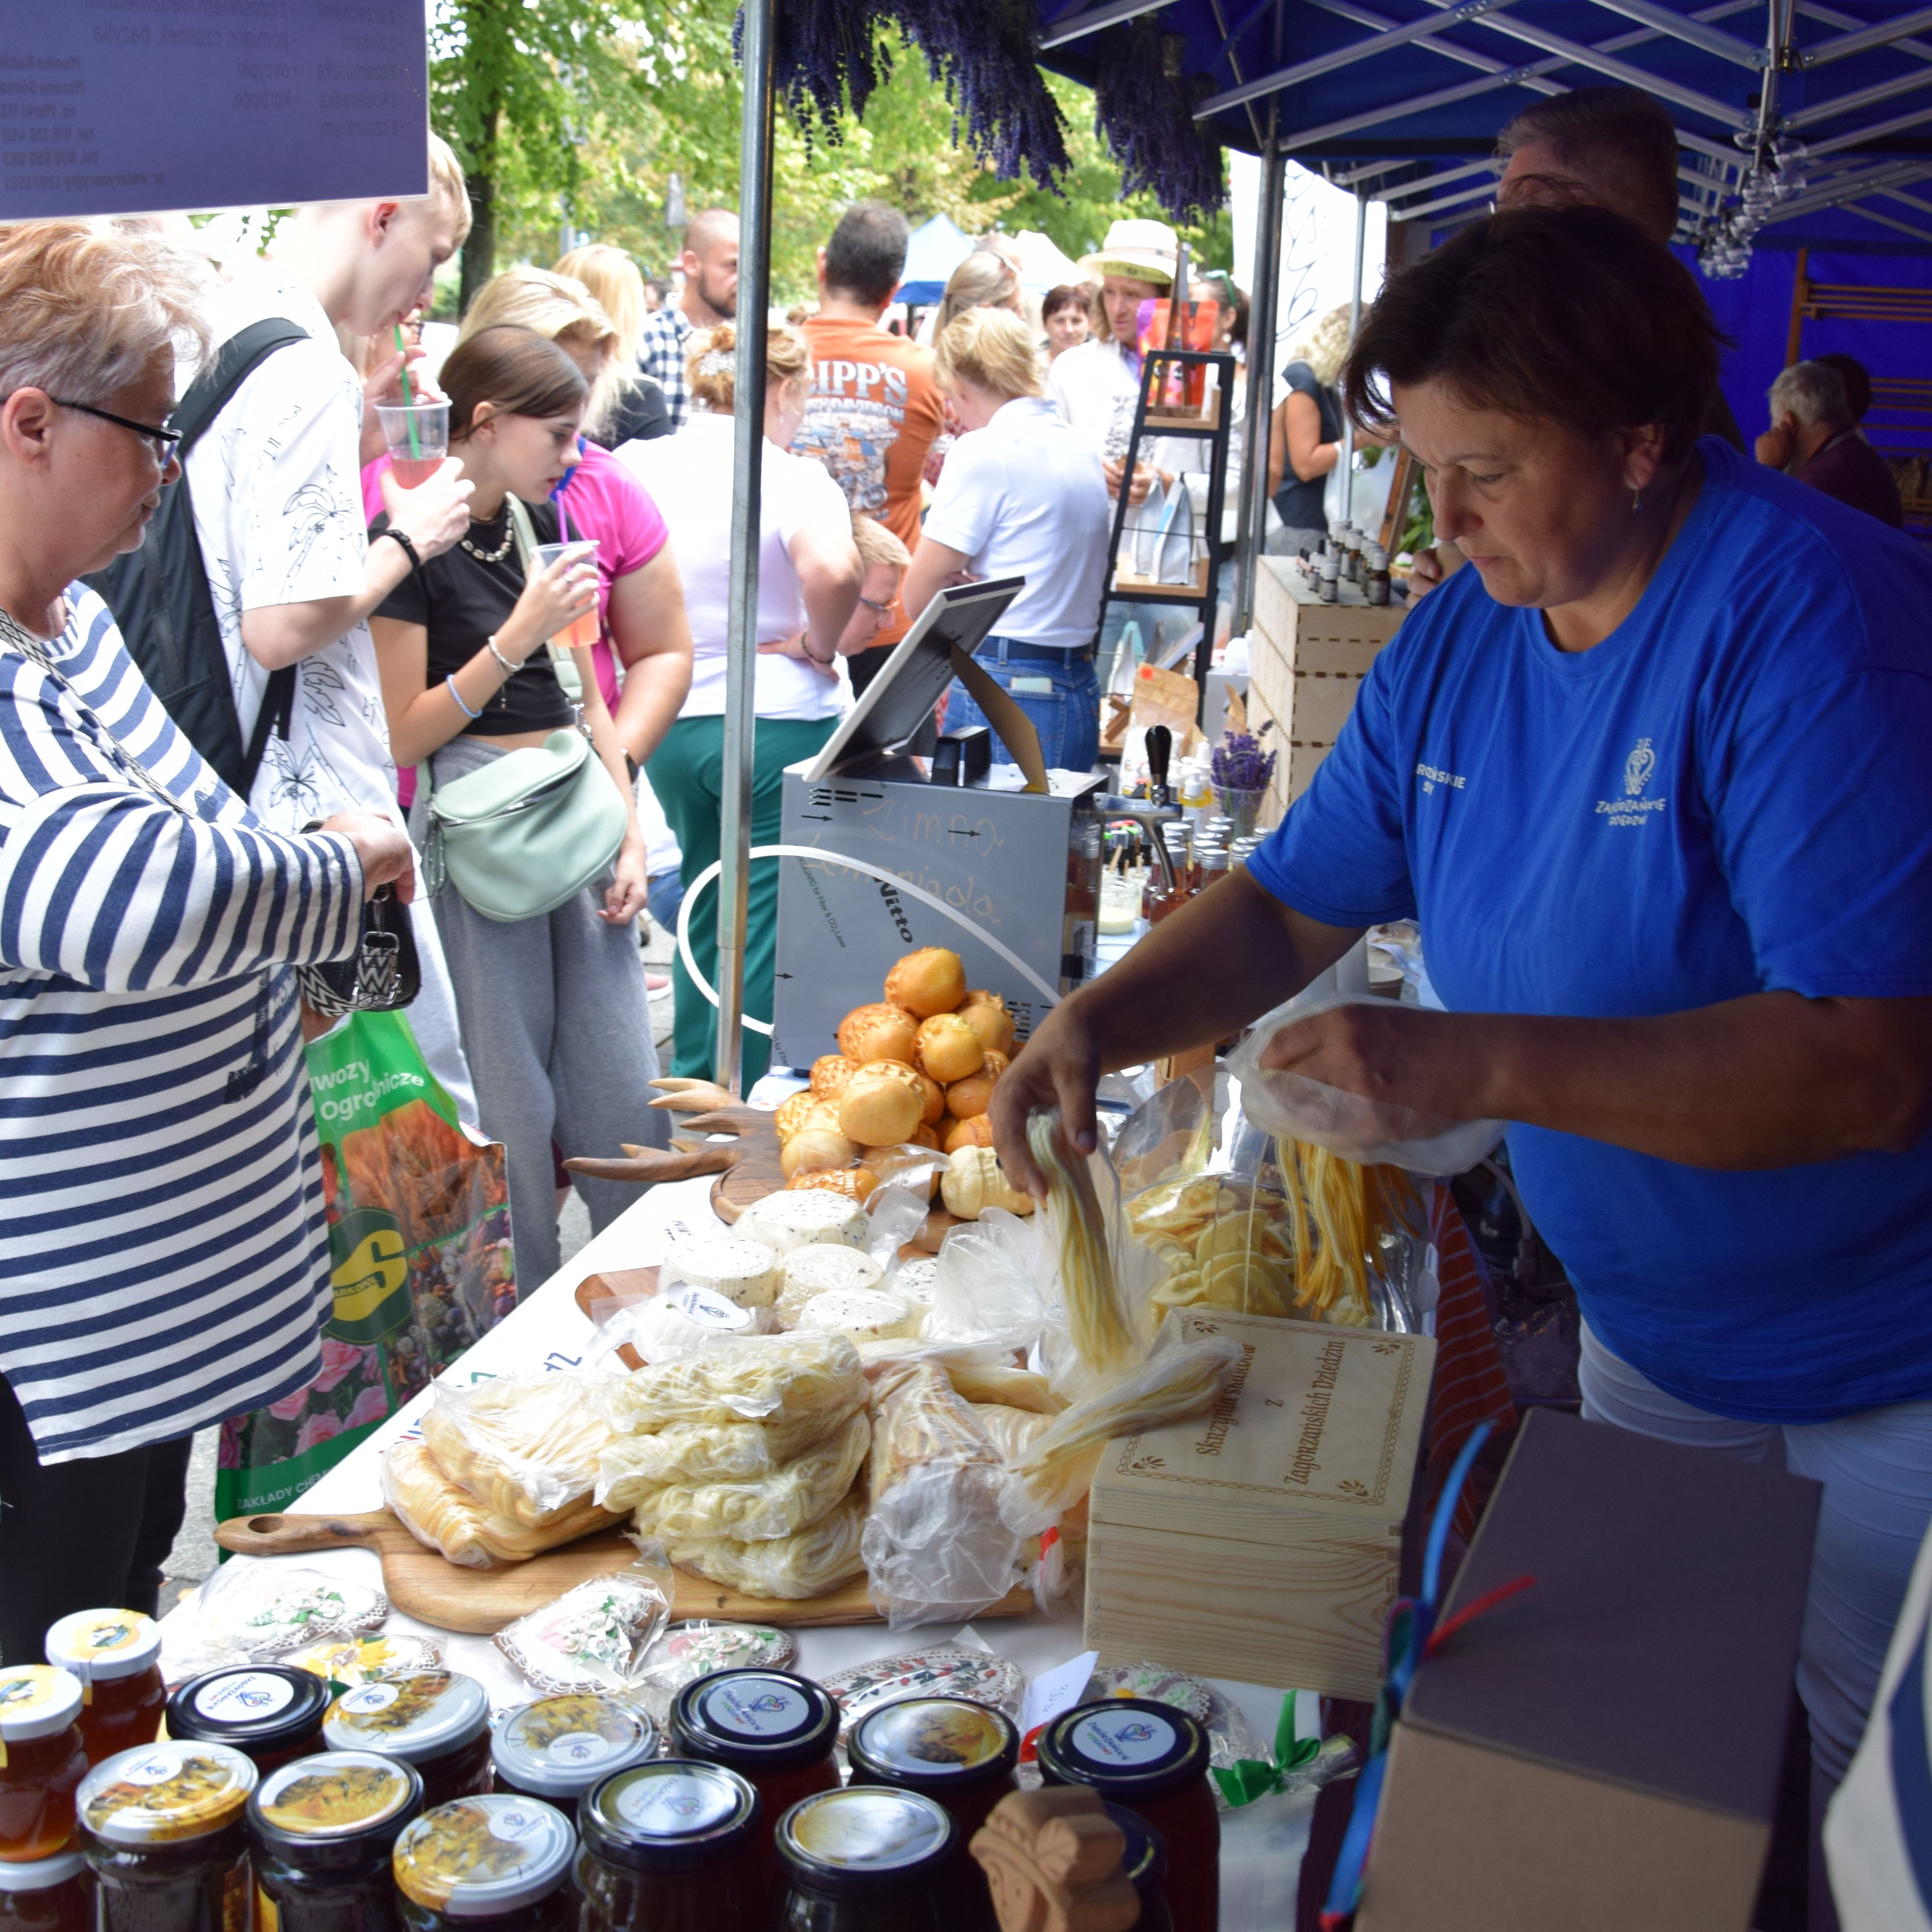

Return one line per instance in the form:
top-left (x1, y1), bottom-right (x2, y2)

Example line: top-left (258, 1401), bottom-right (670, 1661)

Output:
top-left (776, 1788), bottom-right (954, 1892)
top-left (670, 1670), bottom-right (837, 1773)
top-left (322, 1673), bottom-right (488, 1764)
top-left (248, 1752), bottom-right (424, 1865)
top-left (578, 1760), bottom-right (758, 1871)
top-left (0, 1666), bottom-right (82, 1741)
top-left (1035, 1700), bottom-right (1208, 1800)
top-left (79, 1742), bottom-right (258, 1845)
top-left (491, 1695), bottom-right (657, 1800)
top-left (167, 1666), bottom-right (331, 1751)
top-left (45, 1610), bottom-right (162, 1687)
top-left (391, 1796), bottom-right (575, 1917)
top-left (0, 1851), bottom-right (86, 1891)
top-left (1102, 1803), bottom-right (1167, 1894)
top-left (847, 1700), bottom-right (1018, 1789)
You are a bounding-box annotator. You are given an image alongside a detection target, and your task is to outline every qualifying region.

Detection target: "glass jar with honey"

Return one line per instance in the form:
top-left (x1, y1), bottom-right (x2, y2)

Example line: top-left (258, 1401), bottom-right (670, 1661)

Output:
top-left (391, 1796), bottom-right (575, 1932)
top-left (576, 1760), bottom-right (761, 1932)
top-left (43, 1613), bottom-right (164, 1770)
top-left (0, 1849), bottom-right (90, 1932)
top-left (77, 1739), bottom-right (258, 1932)
top-left (773, 1787), bottom-right (954, 1932)
top-left (0, 1668), bottom-right (88, 1862)
top-left (488, 1697), bottom-right (656, 1827)
top-left (247, 1750), bottom-right (424, 1932)
top-left (166, 1668), bottom-right (331, 1776)
top-left (321, 1676), bottom-right (490, 1811)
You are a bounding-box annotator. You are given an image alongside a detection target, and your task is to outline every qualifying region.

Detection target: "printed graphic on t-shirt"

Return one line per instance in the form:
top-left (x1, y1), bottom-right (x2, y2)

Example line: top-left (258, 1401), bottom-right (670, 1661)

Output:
top-left (1596, 735), bottom-right (1667, 827)
top-left (796, 363), bottom-right (913, 516)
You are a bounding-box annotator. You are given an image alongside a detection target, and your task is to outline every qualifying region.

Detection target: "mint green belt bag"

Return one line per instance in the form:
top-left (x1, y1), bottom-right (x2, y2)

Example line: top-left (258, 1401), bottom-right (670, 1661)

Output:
top-left (421, 496), bottom-right (626, 922)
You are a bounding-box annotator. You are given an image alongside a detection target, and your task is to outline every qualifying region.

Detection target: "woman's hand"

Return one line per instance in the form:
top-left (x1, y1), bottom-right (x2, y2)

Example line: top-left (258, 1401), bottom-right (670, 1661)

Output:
top-left (501, 554), bottom-right (597, 661)
top-left (317, 808), bottom-right (415, 902)
top-left (601, 831), bottom-right (650, 925)
top-left (988, 996), bottom-right (1103, 1198)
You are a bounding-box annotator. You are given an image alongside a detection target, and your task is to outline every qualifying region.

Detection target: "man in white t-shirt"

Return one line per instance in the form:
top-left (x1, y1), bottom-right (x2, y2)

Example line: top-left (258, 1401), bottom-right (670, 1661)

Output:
top-left (185, 141), bottom-right (479, 1118)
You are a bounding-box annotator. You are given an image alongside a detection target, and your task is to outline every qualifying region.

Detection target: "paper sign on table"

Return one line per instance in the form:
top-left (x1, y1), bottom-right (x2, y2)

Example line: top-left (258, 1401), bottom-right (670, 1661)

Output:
top-left (1017, 1648), bottom-right (1099, 1763)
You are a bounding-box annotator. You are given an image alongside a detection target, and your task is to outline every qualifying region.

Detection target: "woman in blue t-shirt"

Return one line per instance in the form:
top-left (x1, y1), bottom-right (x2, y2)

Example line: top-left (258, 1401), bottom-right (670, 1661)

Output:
top-left (995, 205), bottom-right (1932, 1879)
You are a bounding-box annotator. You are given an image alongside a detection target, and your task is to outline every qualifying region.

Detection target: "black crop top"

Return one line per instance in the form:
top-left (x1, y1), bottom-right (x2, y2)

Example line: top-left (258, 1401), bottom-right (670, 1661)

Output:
top-left (372, 498), bottom-right (576, 737)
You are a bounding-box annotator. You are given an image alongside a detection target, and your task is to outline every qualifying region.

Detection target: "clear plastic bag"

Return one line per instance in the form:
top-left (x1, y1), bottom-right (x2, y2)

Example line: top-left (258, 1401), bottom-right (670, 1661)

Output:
top-left (630, 1409), bottom-right (870, 1544)
top-left (629, 1620), bottom-right (795, 1726)
top-left (492, 1546), bottom-right (675, 1694)
top-left (664, 1491), bottom-right (868, 1600)
top-left (419, 1371), bottom-right (619, 1527)
top-left (383, 1435), bottom-right (620, 1567)
top-left (1228, 989), bottom-right (1503, 1174)
top-left (601, 1331), bottom-right (866, 1431)
top-left (193, 1560), bottom-right (389, 1661)
top-left (926, 1210), bottom-right (1051, 1354)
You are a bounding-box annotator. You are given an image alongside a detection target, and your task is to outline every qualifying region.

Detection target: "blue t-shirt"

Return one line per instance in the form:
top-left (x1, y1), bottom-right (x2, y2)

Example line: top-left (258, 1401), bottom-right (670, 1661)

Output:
top-left (1247, 437), bottom-right (1932, 1425)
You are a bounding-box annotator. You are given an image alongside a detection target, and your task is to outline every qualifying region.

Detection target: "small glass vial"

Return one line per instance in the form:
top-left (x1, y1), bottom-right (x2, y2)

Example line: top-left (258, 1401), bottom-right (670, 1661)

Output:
top-left (576, 1760), bottom-right (763, 1932)
top-left (774, 1788), bottom-right (954, 1932)
top-left (322, 1675), bottom-right (491, 1810)
top-left (167, 1667), bottom-right (332, 1776)
top-left (78, 1739), bottom-right (258, 1932)
top-left (0, 1849), bottom-right (89, 1932)
top-left (1317, 551), bottom-right (1339, 603)
top-left (1195, 844), bottom-right (1230, 892)
top-left (44, 1612), bottom-right (165, 1770)
top-left (0, 1668), bottom-right (88, 1862)
top-left (1035, 1703), bottom-right (1217, 1932)
top-left (489, 1697), bottom-right (657, 1828)
top-left (1365, 542), bottom-right (1390, 606)
top-left (390, 1796), bottom-right (575, 1932)
top-left (247, 1750), bottom-right (424, 1932)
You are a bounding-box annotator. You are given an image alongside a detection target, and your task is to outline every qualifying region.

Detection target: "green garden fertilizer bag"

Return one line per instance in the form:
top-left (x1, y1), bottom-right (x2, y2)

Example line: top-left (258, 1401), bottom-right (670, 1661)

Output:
top-left (215, 1010), bottom-right (515, 1518)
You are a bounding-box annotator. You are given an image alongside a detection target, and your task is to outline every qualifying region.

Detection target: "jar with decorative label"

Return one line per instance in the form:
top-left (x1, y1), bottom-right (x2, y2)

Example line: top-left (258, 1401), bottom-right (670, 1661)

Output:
top-left (489, 1697), bottom-right (655, 1828)
top-left (576, 1760), bottom-right (761, 1932)
top-left (246, 1750), bottom-right (424, 1932)
top-left (390, 1797), bottom-right (575, 1932)
top-left (44, 1612), bottom-right (165, 1769)
top-left (0, 1669), bottom-right (88, 1861)
top-left (322, 1677), bottom-right (490, 1811)
top-left (0, 1849), bottom-right (89, 1932)
top-left (775, 1787), bottom-right (954, 1932)
top-left (166, 1669), bottom-right (331, 1776)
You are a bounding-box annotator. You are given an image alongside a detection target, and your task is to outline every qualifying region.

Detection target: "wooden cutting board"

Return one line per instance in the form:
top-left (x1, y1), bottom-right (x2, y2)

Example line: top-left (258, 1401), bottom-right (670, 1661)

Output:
top-left (215, 1510), bottom-right (1033, 1634)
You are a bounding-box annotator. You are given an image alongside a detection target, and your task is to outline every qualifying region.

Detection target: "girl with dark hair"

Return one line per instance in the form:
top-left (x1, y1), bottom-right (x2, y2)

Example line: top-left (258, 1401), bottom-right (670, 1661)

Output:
top-left (371, 322), bottom-right (663, 1291)
top-left (997, 206), bottom-right (1932, 1891)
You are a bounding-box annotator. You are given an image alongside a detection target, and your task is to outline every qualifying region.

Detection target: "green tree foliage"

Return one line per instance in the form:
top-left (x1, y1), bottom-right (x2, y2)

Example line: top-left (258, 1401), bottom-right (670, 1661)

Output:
top-left (431, 0), bottom-right (1229, 308)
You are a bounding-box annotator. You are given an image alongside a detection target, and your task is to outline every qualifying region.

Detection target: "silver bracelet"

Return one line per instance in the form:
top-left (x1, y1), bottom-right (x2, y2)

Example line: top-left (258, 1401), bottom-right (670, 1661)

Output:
top-left (485, 634), bottom-right (518, 679)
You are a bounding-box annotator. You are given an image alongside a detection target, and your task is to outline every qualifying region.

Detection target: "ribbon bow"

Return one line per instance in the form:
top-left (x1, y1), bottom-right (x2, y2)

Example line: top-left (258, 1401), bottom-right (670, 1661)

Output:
top-left (1213, 1690), bottom-right (1321, 1806)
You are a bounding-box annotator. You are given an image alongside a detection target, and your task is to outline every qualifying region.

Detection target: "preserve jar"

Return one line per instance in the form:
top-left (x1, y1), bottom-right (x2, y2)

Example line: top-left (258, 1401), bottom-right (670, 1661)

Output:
top-left (390, 1796), bottom-right (575, 1932)
top-left (246, 1750), bottom-right (424, 1932)
top-left (322, 1677), bottom-right (491, 1810)
top-left (488, 1697), bottom-right (656, 1827)
top-left (575, 1760), bottom-right (761, 1932)
top-left (44, 1612), bottom-right (165, 1768)
top-left (0, 1668), bottom-right (88, 1861)
top-left (774, 1786), bottom-right (953, 1932)
top-left (166, 1669), bottom-right (331, 1775)
top-left (1034, 1702), bottom-right (1217, 1932)
top-left (0, 1849), bottom-right (90, 1932)
top-left (1102, 1804), bottom-right (1171, 1932)
top-left (77, 1739), bottom-right (257, 1932)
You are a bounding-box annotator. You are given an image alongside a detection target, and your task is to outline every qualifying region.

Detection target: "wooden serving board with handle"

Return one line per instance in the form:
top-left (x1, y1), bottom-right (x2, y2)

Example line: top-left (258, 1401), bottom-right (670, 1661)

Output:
top-left (215, 1509), bottom-right (1033, 1634)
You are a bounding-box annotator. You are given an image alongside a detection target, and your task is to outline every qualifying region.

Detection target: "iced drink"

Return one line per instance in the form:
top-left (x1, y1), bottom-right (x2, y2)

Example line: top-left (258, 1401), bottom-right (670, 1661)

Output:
top-left (376, 402), bottom-right (449, 487)
top-left (531, 539), bottom-right (601, 647)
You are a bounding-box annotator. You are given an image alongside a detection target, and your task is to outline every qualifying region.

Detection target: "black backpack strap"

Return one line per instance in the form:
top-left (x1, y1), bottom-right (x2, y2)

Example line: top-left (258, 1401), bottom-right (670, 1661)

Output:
top-left (174, 317), bottom-right (314, 453)
top-left (238, 664), bottom-right (298, 800)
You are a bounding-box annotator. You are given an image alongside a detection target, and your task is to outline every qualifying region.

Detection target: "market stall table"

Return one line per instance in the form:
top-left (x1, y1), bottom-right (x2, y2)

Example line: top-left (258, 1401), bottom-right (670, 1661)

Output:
top-left (161, 1164), bottom-right (1318, 1929)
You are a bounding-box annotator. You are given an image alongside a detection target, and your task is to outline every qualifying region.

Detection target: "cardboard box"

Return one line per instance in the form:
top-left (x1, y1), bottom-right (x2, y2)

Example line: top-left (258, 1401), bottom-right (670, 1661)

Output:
top-left (1356, 1408), bottom-right (1821, 1932)
top-left (1084, 1310), bottom-right (1435, 1701)
top-left (1248, 558), bottom-right (1405, 816)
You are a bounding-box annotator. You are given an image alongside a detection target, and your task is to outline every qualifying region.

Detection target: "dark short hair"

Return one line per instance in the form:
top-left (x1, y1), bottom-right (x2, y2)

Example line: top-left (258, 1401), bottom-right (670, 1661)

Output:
top-left (1813, 351), bottom-right (1873, 423)
top-left (1042, 283), bottom-right (1088, 321)
top-left (1497, 86), bottom-right (1680, 243)
top-left (1344, 206), bottom-right (1720, 463)
top-left (442, 323), bottom-right (588, 439)
top-left (823, 200), bottom-right (910, 306)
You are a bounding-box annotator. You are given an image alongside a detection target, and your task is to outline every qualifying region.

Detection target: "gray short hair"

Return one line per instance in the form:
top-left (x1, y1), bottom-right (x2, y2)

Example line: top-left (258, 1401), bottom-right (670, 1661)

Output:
top-left (0, 220), bottom-right (209, 409)
top-left (1769, 359), bottom-right (1851, 430)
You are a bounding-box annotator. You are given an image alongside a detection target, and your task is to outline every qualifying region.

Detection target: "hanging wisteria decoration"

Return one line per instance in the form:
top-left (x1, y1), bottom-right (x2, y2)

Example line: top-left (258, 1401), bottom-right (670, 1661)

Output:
top-left (1092, 23), bottom-right (1227, 226)
top-left (751, 0), bottom-right (1071, 186)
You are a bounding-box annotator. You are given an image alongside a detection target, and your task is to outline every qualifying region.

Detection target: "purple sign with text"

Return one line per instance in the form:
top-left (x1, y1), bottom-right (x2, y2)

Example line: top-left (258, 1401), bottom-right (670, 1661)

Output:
top-left (1, 0), bottom-right (426, 219)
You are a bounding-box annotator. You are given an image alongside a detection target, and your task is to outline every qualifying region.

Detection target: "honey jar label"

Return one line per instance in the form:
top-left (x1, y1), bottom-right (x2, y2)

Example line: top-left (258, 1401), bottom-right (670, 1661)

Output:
top-left (1070, 1710), bottom-right (1178, 1769)
top-left (193, 1674), bottom-right (296, 1723)
top-left (703, 1679), bottom-right (809, 1739)
top-left (615, 1770), bottom-right (736, 1836)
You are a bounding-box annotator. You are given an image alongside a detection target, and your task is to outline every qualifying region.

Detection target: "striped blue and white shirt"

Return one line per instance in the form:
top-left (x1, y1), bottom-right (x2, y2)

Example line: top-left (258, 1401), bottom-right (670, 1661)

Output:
top-left (0, 586), bottom-right (363, 1463)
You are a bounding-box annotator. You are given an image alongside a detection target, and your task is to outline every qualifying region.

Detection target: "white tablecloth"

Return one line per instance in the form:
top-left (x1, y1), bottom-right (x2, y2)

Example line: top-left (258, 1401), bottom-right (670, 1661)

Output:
top-left (160, 1174), bottom-right (1315, 1925)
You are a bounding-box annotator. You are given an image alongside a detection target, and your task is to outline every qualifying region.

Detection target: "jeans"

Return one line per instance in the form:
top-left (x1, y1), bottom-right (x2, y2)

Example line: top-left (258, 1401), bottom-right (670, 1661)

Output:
top-left (943, 637), bottom-right (1101, 774)
top-left (1580, 1323), bottom-right (1932, 1931)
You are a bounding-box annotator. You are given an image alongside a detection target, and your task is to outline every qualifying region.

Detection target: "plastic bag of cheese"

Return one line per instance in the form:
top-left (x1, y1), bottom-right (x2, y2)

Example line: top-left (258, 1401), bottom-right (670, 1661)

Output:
top-left (420, 1370), bottom-right (622, 1526)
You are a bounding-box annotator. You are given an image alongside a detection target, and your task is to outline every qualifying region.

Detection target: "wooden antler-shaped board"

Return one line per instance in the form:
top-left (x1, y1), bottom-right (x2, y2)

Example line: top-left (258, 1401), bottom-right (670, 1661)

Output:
top-left (564, 1080), bottom-right (781, 1206)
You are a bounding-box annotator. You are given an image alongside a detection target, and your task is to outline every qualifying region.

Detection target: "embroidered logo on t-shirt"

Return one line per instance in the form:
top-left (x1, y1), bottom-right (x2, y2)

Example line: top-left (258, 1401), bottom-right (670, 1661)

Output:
top-left (1415, 760), bottom-right (1466, 796)
top-left (1596, 737), bottom-right (1667, 826)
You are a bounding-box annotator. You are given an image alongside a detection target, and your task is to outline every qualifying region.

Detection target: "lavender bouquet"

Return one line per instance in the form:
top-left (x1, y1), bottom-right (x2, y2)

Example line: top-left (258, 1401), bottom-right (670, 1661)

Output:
top-left (1211, 730), bottom-right (1275, 838)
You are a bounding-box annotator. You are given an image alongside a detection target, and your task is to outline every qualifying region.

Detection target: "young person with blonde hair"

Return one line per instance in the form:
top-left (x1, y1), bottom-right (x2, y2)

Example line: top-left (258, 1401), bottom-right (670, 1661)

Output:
top-left (555, 244), bottom-right (671, 446)
top-left (618, 323), bottom-right (860, 1083)
top-left (903, 305), bottom-right (1110, 771)
top-left (1266, 301), bottom-right (1352, 557)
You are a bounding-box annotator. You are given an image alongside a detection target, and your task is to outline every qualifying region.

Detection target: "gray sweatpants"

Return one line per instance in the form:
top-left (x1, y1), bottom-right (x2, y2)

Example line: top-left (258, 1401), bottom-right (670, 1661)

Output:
top-left (415, 734), bottom-right (667, 1295)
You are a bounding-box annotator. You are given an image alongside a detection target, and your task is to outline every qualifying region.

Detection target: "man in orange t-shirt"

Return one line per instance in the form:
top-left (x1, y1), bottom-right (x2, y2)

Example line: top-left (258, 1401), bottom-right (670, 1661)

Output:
top-left (794, 201), bottom-right (945, 693)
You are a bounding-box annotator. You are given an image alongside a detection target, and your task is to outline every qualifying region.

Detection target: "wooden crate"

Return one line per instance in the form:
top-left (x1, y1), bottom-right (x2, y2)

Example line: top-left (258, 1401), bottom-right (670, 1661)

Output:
top-left (1249, 558), bottom-right (1406, 816)
top-left (1084, 1309), bottom-right (1435, 1703)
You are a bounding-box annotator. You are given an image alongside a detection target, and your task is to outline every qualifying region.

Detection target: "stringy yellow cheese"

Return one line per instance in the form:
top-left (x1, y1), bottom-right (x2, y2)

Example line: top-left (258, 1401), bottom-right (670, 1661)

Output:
top-left (1028, 1109), bottom-right (1136, 1376)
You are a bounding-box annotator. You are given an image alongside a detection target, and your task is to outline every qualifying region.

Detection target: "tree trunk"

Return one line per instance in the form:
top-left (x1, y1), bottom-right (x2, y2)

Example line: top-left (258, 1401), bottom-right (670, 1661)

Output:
top-left (459, 99), bottom-right (500, 312)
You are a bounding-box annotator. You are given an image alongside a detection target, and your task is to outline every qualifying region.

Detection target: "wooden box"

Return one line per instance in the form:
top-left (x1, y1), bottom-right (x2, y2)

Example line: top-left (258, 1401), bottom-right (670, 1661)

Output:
top-left (1083, 1309), bottom-right (1435, 1702)
top-left (1248, 558), bottom-right (1405, 818)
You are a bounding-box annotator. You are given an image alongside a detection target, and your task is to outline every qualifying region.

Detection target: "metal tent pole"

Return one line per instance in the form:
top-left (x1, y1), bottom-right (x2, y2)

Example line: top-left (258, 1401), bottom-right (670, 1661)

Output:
top-left (1233, 115), bottom-right (1287, 637)
top-left (1339, 184), bottom-right (1367, 525)
top-left (714, 0), bottom-right (775, 1093)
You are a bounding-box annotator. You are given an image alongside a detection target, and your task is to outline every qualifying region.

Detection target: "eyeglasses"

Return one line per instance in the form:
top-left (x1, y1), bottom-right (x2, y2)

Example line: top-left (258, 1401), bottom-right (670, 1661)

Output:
top-left (52, 398), bottom-right (181, 468)
top-left (857, 594), bottom-right (896, 615)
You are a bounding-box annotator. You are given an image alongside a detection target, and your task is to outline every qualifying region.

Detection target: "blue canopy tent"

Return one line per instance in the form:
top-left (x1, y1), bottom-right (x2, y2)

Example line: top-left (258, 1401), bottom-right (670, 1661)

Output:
top-left (896, 212), bottom-right (976, 306)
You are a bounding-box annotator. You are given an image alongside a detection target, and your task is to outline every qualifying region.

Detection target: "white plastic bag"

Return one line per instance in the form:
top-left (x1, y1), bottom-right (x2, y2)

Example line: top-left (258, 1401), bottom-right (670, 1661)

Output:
top-left (1228, 989), bottom-right (1503, 1174)
top-left (926, 1210), bottom-right (1050, 1353)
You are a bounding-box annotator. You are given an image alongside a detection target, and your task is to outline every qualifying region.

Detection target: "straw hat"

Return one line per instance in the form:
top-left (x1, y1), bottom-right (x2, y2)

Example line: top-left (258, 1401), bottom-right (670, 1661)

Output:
top-left (1079, 218), bottom-right (1179, 286)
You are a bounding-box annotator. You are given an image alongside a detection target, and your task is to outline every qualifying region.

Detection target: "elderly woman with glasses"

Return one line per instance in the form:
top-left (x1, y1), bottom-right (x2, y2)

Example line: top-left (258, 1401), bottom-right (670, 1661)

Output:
top-left (997, 206), bottom-right (1932, 1900)
top-left (0, 221), bottom-right (413, 1655)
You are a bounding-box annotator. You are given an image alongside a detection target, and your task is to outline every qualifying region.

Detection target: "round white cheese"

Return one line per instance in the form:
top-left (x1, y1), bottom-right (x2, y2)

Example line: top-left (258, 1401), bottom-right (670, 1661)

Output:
top-left (795, 1286), bottom-right (918, 1342)
top-left (735, 1190), bottom-right (871, 1256)
top-left (892, 1258), bottom-right (939, 1311)
top-left (775, 1246), bottom-right (886, 1329)
top-left (662, 1233), bottom-right (783, 1309)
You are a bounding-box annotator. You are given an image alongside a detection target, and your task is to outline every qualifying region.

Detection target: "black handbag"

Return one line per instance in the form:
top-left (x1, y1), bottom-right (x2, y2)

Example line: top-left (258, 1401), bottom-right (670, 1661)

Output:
top-left (295, 883), bottom-right (421, 1017)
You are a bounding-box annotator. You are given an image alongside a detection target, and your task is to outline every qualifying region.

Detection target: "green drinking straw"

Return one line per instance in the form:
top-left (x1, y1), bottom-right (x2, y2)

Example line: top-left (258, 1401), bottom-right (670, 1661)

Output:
top-left (394, 324), bottom-right (421, 459)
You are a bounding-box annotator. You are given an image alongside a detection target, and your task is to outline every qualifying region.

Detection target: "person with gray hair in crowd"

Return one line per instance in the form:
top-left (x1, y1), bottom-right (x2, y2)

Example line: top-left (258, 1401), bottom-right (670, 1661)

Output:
top-left (1758, 359), bottom-right (1904, 529)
